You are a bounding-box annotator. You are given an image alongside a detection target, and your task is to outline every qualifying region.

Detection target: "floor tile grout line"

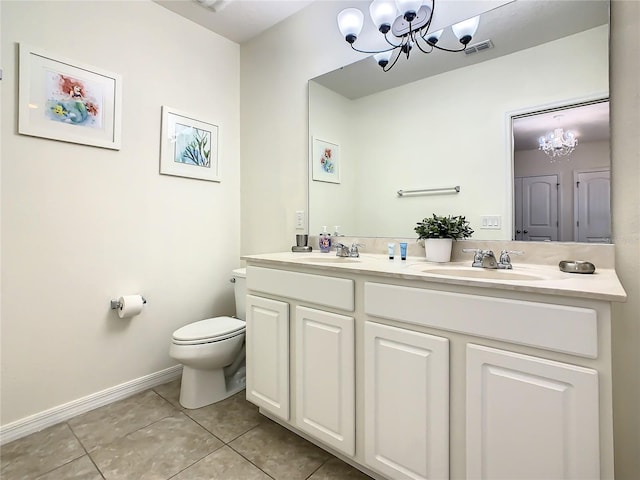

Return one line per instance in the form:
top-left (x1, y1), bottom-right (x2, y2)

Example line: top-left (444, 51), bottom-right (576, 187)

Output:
top-left (31, 453), bottom-right (87, 480)
top-left (305, 456), bottom-right (332, 479)
top-left (25, 423), bottom-right (90, 480)
top-left (180, 411), bottom-right (224, 441)
top-left (156, 417), bottom-right (276, 480)
top-left (66, 422), bottom-right (107, 480)
top-left (165, 443), bottom-right (227, 480)
top-left (152, 386), bottom-right (184, 411)
top-left (66, 390), bottom-right (182, 453)
top-left (226, 420), bottom-right (348, 480)
top-left (225, 420), bottom-right (263, 446)
top-left (185, 411), bottom-right (261, 446)
top-left (226, 426), bottom-right (278, 480)
top-left (163, 410), bottom-right (260, 477)
top-left (69, 412), bottom-right (177, 454)
top-left (68, 395), bottom-right (183, 454)
top-left (179, 412), bottom-right (226, 445)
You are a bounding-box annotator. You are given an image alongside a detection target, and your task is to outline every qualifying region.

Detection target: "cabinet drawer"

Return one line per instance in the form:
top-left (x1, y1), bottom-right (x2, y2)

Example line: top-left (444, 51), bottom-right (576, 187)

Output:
top-left (365, 282), bottom-right (598, 358)
top-left (247, 266), bottom-right (354, 311)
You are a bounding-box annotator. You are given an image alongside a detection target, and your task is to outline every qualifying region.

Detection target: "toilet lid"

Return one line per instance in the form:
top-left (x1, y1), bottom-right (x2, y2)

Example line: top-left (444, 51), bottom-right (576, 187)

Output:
top-left (172, 316), bottom-right (245, 343)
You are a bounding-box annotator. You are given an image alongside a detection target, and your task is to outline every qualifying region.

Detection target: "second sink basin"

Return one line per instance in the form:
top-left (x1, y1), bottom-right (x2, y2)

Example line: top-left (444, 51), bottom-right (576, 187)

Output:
top-left (416, 266), bottom-right (550, 281)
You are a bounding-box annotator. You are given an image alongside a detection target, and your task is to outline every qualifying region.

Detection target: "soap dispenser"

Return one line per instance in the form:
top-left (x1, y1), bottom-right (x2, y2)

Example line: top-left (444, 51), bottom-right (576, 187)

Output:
top-left (319, 226), bottom-right (332, 253)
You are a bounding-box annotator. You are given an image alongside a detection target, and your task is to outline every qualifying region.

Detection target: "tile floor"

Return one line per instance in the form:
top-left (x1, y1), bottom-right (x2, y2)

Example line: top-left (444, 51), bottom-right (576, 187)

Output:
top-left (1, 379), bottom-right (373, 480)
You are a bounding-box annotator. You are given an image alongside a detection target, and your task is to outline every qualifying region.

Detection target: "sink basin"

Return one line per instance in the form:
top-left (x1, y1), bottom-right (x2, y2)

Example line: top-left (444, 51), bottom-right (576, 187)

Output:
top-left (416, 266), bottom-right (549, 281)
top-left (299, 256), bottom-right (362, 264)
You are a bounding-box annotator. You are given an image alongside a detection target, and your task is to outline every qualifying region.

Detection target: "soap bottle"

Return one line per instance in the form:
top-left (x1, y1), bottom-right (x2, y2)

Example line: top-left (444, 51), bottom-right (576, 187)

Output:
top-left (319, 226), bottom-right (332, 253)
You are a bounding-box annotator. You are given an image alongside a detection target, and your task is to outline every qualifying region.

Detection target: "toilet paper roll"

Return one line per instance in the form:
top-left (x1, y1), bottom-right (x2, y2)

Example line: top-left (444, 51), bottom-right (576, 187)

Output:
top-left (118, 295), bottom-right (145, 319)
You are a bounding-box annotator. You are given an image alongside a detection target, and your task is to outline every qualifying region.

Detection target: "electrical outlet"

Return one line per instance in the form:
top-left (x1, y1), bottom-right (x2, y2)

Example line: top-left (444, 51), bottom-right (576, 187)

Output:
top-left (295, 210), bottom-right (305, 230)
top-left (480, 215), bottom-right (502, 229)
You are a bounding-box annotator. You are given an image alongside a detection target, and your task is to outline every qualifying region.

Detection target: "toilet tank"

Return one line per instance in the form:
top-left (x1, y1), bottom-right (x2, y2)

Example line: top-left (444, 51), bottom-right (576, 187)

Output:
top-left (231, 268), bottom-right (247, 320)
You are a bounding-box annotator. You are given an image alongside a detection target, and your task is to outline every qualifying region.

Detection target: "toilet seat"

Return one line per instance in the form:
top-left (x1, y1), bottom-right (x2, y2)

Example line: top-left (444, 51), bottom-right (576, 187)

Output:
top-left (172, 316), bottom-right (245, 346)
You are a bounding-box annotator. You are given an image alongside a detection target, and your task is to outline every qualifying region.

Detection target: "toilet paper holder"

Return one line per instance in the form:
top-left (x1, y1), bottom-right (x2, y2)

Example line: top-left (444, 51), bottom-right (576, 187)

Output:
top-left (110, 296), bottom-right (147, 310)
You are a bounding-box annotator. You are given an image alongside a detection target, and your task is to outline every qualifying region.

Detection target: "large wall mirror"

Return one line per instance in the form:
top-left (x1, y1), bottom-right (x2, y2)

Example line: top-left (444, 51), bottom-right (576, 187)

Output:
top-left (308, 0), bottom-right (610, 243)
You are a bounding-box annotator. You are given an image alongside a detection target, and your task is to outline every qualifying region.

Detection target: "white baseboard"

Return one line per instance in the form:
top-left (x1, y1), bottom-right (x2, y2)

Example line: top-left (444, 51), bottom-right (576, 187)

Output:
top-left (0, 365), bottom-right (182, 446)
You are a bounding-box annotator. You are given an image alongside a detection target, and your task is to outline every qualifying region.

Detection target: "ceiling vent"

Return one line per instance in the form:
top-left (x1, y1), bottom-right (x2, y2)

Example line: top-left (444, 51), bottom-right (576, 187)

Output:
top-left (464, 39), bottom-right (494, 55)
top-left (194, 0), bottom-right (234, 13)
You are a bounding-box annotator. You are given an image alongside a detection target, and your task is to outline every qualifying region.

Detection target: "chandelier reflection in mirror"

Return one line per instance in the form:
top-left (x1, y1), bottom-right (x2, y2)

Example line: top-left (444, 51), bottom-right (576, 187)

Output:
top-left (538, 121), bottom-right (578, 160)
top-left (337, 0), bottom-right (480, 71)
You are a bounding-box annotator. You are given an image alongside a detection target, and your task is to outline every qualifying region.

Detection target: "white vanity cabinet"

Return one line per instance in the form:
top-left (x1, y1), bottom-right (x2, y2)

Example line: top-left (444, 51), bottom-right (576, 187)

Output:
top-left (466, 344), bottom-right (600, 480)
top-left (245, 266), bottom-right (357, 457)
top-left (243, 256), bottom-right (619, 480)
top-left (245, 294), bottom-right (290, 420)
top-left (364, 321), bottom-right (450, 480)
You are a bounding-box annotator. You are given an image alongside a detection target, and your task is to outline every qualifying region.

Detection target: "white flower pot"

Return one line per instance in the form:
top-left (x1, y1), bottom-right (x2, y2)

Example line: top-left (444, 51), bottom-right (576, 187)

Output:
top-left (424, 238), bottom-right (453, 263)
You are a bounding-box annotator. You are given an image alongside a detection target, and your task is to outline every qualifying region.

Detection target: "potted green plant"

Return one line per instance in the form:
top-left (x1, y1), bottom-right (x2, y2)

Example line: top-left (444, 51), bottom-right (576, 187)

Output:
top-left (414, 214), bottom-right (474, 262)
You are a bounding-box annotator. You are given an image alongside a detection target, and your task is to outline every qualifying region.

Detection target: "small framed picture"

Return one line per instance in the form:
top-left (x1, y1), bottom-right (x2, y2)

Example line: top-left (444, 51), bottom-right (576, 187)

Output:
top-left (18, 43), bottom-right (122, 150)
top-left (159, 106), bottom-right (220, 182)
top-left (312, 137), bottom-right (340, 184)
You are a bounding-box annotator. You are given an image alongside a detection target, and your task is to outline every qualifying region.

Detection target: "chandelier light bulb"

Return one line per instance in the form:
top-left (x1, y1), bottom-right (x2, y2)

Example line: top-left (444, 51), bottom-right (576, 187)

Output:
top-left (451, 15), bottom-right (479, 44)
top-left (426, 28), bottom-right (443, 45)
top-left (373, 50), bottom-right (393, 67)
top-left (395, 0), bottom-right (422, 21)
top-left (370, 0), bottom-right (398, 33)
top-left (337, 8), bottom-right (365, 44)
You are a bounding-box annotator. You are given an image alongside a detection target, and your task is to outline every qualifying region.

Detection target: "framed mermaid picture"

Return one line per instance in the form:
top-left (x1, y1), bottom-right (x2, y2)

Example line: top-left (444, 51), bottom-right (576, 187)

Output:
top-left (312, 137), bottom-right (340, 184)
top-left (18, 43), bottom-right (122, 150)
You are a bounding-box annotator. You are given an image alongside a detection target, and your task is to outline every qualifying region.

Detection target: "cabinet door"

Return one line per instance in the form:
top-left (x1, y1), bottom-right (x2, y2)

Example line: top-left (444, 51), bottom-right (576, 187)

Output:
top-left (364, 321), bottom-right (450, 480)
top-left (295, 306), bottom-right (355, 456)
top-left (466, 344), bottom-right (600, 480)
top-left (245, 294), bottom-right (289, 420)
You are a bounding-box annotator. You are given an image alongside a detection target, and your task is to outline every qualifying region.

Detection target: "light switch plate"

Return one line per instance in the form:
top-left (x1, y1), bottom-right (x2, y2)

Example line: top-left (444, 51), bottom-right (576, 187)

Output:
top-left (480, 215), bottom-right (501, 229)
top-left (295, 210), bottom-right (305, 230)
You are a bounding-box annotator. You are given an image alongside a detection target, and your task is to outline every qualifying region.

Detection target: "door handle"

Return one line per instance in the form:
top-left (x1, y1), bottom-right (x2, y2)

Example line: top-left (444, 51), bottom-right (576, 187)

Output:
top-left (523, 230), bottom-right (529, 234)
top-left (516, 230), bottom-right (522, 234)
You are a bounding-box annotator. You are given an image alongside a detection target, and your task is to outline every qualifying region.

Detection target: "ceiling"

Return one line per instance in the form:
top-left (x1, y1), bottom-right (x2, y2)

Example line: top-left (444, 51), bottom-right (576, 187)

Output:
top-left (155, 0), bottom-right (316, 44)
top-left (309, 0), bottom-right (610, 151)
top-left (513, 101), bottom-right (610, 151)
top-left (313, 0), bottom-right (608, 99)
top-left (156, 0), bottom-right (610, 149)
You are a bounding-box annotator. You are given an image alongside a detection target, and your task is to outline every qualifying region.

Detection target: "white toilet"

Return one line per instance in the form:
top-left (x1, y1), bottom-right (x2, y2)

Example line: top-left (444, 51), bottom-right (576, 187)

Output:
top-left (169, 268), bottom-right (247, 409)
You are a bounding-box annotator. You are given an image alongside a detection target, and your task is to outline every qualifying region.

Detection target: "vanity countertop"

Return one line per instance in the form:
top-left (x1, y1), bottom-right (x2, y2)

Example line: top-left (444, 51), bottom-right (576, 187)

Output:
top-left (241, 252), bottom-right (627, 302)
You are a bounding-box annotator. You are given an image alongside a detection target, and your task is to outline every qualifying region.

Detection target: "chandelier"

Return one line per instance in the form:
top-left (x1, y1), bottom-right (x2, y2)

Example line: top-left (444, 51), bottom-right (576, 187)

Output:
top-left (538, 125), bottom-right (578, 159)
top-left (337, 0), bottom-right (480, 72)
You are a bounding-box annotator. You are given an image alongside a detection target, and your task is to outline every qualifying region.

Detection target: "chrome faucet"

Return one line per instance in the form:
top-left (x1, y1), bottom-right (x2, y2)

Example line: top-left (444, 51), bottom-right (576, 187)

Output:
top-left (334, 242), bottom-right (364, 258)
top-left (349, 243), bottom-right (364, 258)
top-left (497, 250), bottom-right (524, 269)
top-left (334, 243), bottom-right (350, 257)
top-left (478, 250), bottom-right (498, 269)
top-left (463, 248), bottom-right (524, 269)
